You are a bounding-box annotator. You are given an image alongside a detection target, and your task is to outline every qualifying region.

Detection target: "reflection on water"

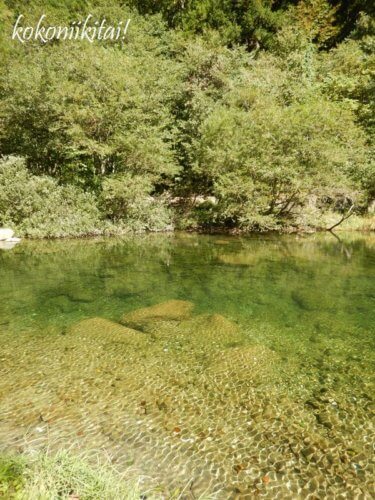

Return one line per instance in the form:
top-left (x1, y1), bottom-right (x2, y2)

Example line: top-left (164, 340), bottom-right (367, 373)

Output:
top-left (0, 233), bottom-right (374, 497)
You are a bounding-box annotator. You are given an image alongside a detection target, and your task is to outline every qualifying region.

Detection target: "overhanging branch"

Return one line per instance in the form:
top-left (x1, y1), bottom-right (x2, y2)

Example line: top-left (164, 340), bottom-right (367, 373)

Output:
top-left (327, 205), bottom-right (355, 232)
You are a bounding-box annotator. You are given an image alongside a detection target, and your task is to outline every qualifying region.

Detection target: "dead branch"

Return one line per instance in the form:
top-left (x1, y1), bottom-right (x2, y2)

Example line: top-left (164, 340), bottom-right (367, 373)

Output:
top-left (327, 205), bottom-right (355, 232)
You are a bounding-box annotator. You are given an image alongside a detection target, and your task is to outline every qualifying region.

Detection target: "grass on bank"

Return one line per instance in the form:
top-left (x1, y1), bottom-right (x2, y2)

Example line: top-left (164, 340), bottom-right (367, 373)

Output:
top-left (0, 451), bottom-right (214, 500)
top-left (0, 451), bottom-right (142, 500)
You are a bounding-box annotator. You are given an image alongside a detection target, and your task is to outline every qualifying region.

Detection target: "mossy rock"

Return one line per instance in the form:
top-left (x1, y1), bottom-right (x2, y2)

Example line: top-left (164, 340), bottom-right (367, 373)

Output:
top-left (68, 317), bottom-right (148, 347)
top-left (47, 295), bottom-right (73, 313)
top-left (124, 311), bottom-right (243, 350)
top-left (120, 300), bottom-right (194, 331)
top-left (66, 290), bottom-right (95, 303)
top-left (45, 288), bottom-right (95, 308)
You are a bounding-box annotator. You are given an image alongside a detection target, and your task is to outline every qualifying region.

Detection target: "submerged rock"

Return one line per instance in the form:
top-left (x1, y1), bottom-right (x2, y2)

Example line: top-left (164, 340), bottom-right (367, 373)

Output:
top-left (291, 290), bottom-right (316, 311)
top-left (196, 313), bottom-right (239, 333)
top-left (66, 290), bottom-right (95, 303)
top-left (47, 295), bottom-right (73, 313)
top-left (69, 317), bottom-right (148, 347)
top-left (121, 300), bottom-right (194, 331)
top-left (124, 311), bottom-right (244, 353)
top-left (179, 313), bottom-right (243, 347)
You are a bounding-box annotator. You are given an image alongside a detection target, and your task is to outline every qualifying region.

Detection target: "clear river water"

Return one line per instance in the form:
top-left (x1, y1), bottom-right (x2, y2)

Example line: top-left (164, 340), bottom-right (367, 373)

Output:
top-left (0, 232), bottom-right (374, 498)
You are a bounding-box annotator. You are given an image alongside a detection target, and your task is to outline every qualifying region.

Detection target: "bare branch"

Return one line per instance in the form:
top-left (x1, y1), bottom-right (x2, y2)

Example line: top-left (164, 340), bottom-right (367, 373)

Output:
top-left (327, 205), bottom-right (355, 232)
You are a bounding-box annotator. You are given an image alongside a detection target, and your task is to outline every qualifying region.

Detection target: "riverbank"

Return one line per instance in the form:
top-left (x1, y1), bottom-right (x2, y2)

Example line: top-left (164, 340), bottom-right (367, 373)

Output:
top-left (1, 212), bottom-right (375, 240)
top-left (1, 157), bottom-right (374, 240)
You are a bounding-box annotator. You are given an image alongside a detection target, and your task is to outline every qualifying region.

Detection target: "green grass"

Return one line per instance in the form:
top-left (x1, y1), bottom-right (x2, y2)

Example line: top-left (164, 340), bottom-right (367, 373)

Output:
top-left (0, 451), bottom-right (142, 500)
top-left (0, 451), bottom-right (215, 499)
top-left (0, 455), bottom-right (25, 497)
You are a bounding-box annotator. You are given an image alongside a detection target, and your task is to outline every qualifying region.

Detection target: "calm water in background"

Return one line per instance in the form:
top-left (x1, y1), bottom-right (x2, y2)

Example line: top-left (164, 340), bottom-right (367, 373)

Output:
top-left (0, 232), bottom-right (374, 497)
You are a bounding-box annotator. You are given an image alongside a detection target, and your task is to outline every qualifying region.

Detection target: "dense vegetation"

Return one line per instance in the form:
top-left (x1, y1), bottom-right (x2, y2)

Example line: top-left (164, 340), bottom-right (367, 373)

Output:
top-left (0, 0), bottom-right (374, 236)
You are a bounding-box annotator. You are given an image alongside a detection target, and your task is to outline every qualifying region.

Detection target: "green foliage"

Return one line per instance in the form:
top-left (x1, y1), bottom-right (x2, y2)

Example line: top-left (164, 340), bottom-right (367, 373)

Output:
top-left (285, 0), bottom-right (340, 45)
top-left (0, 451), bottom-right (141, 499)
top-left (0, 157), bottom-right (101, 237)
top-left (172, 35), bottom-right (248, 197)
top-left (102, 173), bottom-right (173, 231)
top-left (130, 0), bottom-right (374, 47)
top-left (194, 50), bottom-right (367, 229)
top-left (319, 17), bottom-right (375, 136)
top-left (130, 0), bottom-right (285, 47)
top-left (0, 455), bottom-right (25, 497)
top-left (318, 16), bottom-right (375, 200)
top-left (0, 1), bottom-right (373, 236)
top-left (0, 48), bottom-right (180, 190)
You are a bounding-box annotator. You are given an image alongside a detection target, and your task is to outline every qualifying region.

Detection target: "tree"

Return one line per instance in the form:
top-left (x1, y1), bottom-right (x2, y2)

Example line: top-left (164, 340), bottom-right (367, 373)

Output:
top-left (194, 51), bottom-right (367, 229)
top-left (0, 11), bottom-right (182, 190)
top-left (129, 0), bottom-right (288, 48)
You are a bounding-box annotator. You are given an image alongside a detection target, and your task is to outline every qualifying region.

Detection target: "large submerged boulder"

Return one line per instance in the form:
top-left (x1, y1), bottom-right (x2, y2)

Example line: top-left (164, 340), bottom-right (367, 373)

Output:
top-left (68, 317), bottom-right (148, 347)
top-left (135, 311), bottom-right (245, 352)
top-left (179, 313), bottom-right (243, 348)
top-left (121, 300), bottom-right (194, 331)
top-left (218, 252), bottom-right (260, 266)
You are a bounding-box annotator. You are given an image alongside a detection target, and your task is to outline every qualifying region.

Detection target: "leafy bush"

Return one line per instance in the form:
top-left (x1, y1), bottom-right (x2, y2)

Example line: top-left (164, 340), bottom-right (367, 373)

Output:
top-left (193, 47), bottom-right (368, 230)
top-left (0, 157), bottom-right (101, 238)
top-left (102, 173), bottom-right (173, 232)
top-left (0, 10), bottom-right (181, 189)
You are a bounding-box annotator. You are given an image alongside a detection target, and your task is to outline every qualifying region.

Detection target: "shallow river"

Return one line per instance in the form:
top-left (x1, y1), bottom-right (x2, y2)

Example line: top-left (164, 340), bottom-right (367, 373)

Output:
top-left (0, 233), bottom-right (374, 498)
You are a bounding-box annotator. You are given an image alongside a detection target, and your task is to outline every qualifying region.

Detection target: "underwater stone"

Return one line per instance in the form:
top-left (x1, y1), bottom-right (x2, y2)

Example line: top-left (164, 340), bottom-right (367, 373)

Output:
top-left (195, 313), bottom-right (239, 334)
top-left (181, 313), bottom-right (242, 347)
top-left (47, 295), bottom-right (73, 313)
top-left (315, 411), bottom-right (339, 430)
top-left (121, 300), bottom-right (194, 331)
top-left (218, 252), bottom-right (261, 266)
top-left (68, 317), bottom-right (148, 346)
top-left (291, 289), bottom-right (321, 311)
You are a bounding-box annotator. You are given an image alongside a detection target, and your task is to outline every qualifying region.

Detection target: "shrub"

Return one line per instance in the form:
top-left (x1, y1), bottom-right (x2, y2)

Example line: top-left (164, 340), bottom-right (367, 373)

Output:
top-left (101, 173), bottom-right (173, 232)
top-left (194, 52), bottom-right (367, 231)
top-left (0, 156), bottom-right (101, 238)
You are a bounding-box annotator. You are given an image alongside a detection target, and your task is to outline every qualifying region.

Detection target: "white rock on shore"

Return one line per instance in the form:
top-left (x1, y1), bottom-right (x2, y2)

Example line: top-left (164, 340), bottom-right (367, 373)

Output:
top-left (0, 228), bottom-right (14, 241)
top-left (0, 228), bottom-right (21, 250)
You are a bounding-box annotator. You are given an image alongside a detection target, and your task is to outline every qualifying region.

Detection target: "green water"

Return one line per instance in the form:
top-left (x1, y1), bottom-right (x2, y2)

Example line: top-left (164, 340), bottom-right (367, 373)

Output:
top-left (0, 232), bottom-right (374, 498)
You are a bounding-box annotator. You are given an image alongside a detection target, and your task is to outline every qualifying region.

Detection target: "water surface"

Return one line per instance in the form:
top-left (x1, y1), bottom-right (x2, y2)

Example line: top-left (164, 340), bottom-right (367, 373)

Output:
top-left (0, 233), bottom-right (374, 498)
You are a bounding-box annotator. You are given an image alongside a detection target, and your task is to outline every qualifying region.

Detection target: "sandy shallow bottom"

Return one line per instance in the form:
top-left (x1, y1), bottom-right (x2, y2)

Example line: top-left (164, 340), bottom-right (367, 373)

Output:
top-left (1, 305), bottom-right (374, 498)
